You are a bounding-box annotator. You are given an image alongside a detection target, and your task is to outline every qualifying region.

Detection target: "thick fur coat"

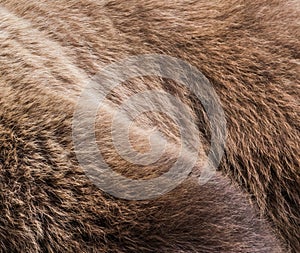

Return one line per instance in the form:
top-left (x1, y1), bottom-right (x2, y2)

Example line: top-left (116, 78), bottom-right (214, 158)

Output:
top-left (0, 0), bottom-right (299, 252)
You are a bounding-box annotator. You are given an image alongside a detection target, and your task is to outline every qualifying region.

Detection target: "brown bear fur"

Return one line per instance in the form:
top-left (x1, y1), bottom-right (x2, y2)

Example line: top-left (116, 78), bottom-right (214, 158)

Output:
top-left (0, 0), bottom-right (299, 252)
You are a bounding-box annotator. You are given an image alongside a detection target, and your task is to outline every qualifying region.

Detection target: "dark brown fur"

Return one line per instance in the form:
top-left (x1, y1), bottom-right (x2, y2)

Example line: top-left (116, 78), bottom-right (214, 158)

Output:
top-left (0, 0), bottom-right (299, 252)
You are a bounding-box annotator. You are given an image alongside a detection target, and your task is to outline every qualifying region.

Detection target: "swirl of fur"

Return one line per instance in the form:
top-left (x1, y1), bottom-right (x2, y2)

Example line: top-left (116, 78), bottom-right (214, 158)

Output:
top-left (0, 0), bottom-right (299, 252)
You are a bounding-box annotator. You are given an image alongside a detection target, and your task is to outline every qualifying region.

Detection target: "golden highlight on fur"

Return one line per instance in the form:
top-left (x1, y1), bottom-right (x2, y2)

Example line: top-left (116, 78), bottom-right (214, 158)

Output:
top-left (0, 0), bottom-right (299, 252)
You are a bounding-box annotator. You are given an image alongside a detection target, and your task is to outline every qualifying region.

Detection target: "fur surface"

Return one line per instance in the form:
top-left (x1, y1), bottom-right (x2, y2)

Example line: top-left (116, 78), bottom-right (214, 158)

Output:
top-left (0, 0), bottom-right (299, 252)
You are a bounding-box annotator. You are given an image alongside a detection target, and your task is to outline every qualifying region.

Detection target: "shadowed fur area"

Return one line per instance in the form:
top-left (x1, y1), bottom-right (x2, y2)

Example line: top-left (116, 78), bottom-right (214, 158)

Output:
top-left (0, 0), bottom-right (299, 252)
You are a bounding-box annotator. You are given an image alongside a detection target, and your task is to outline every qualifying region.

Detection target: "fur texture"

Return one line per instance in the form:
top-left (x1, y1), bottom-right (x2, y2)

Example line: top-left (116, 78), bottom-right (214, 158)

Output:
top-left (0, 0), bottom-right (299, 252)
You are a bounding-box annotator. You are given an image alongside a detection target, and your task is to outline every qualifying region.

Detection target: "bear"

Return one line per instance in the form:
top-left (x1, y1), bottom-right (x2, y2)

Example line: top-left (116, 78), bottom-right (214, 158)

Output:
top-left (0, 0), bottom-right (299, 252)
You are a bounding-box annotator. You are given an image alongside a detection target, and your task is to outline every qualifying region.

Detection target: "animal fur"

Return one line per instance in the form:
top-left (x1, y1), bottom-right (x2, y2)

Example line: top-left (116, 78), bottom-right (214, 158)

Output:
top-left (0, 0), bottom-right (299, 252)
